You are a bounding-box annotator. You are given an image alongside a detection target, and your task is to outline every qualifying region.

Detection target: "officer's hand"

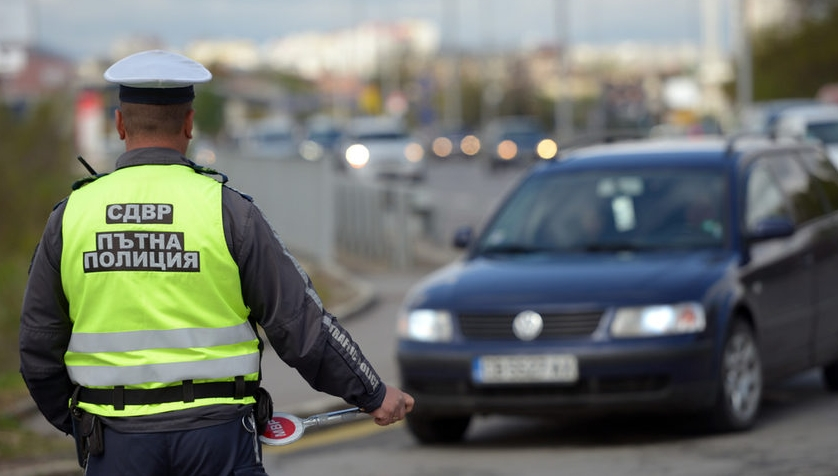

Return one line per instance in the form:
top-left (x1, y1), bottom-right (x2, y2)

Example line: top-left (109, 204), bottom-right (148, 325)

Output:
top-left (370, 385), bottom-right (415, 426)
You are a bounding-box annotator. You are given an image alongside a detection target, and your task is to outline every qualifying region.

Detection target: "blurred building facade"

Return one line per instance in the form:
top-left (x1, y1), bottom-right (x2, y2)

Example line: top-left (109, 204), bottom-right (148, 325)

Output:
top-left (0, 0), bottom-right (812, 137)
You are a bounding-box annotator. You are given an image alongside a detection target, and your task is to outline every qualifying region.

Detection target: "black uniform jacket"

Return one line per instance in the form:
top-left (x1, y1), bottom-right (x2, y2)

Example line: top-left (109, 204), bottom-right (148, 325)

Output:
top-left (19, 148), bottom-right (386, 434)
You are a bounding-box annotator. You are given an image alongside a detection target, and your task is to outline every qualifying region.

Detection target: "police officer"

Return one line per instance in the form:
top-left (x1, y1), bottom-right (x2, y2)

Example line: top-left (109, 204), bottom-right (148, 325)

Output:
top-left (19, 50), bottom-right (414, 475)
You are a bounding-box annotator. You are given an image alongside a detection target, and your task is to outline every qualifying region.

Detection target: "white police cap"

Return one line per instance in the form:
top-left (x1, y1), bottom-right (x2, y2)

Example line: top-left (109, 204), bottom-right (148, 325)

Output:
top-left (104, 49), bottom-right (212, 105)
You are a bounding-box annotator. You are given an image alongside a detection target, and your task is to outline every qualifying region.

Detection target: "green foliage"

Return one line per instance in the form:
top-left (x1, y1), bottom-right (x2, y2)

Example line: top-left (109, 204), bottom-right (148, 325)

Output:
top-left (751, 4), bottom-right (838, 100)
top-left (0, 96), bottom-right (76, 377)
top-left (193, 87), bottom-right (226, 139)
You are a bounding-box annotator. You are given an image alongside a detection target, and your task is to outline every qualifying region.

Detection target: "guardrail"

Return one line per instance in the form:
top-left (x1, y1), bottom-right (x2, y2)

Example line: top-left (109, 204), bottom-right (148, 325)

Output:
top-left (213, 150), bottom-right (432, 269)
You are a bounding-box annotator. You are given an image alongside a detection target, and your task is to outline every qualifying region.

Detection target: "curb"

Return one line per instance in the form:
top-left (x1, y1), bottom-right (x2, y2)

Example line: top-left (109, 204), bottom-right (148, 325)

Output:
top-left (321, 261), bottom-right (378, 321)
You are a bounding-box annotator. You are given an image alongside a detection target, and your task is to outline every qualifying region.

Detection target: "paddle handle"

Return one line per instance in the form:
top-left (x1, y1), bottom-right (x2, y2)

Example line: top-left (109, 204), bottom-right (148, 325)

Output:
top-left (302, 407), bottom-right (363, 428)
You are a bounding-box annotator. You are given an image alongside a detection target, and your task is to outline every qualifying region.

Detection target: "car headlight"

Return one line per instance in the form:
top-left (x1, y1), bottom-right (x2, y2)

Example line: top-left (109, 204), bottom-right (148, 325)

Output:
top-left (497, 140), bottom-right (518, 160)
top-left (299, 140), bottom-right (324, 161)
top-left (610, 303), bottom-right (705, 337)
top-left (537, 138), bottom-right (558, 159)
top-left (404, 142), bottom-right (424, 163)
top-left (398, 309), bottom-right (453, 342)
top-left (432, 137), bottom-right (453, 158)
top-left (345, 144), bottom-right (370, 168)
top-left (461, 135), bottom-right (480, 156)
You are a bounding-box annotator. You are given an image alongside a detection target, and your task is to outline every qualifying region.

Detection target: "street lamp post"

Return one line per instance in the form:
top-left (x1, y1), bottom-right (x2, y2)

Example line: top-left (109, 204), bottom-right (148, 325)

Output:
top-left (443, 0), bottom-right (462, 129)
top-left (554, 0), bottom-right (574, 142)
top-left (735, 0), bottom-right (753, 117)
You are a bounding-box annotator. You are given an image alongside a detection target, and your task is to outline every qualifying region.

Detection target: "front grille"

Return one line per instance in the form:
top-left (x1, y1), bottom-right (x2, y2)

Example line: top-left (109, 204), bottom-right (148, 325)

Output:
top-left (458, 311), bottom-right (603, 340)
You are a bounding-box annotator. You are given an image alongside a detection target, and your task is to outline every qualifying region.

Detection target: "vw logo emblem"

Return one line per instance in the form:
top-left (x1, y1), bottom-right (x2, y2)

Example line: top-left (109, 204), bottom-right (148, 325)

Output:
top-left (512, 310), bottom-right (543, 341)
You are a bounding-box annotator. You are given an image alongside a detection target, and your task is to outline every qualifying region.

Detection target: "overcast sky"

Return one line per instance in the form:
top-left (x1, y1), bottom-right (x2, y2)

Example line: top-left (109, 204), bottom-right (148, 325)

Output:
top-left (19, 0), bottom-right (736, 60)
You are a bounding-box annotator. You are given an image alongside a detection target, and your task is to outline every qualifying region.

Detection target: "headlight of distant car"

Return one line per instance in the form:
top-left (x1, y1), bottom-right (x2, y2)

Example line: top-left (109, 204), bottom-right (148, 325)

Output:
top-left (299, 140), bottom-right (324, 161)
top-left (404, 142), bottom-right (424, 163)
top-left (432, 137), bottom-right (453, 158)
top-left (398, 309), bottom-right (453, 342)
top-left (461, 135), bottom-right (480, 156)
top-left (497, 140), bottom-right (518, 160)
top-left (610, 302), bottom-right (705, 337)
top-left (345, 144), bottom-right (370, 168)
top-left (537, 138), bottom-right (558, 159)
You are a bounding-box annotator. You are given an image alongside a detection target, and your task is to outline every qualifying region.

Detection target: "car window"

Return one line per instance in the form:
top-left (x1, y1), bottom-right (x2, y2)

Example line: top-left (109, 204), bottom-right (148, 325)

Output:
top-left (807, 121), bottom-right (838, 143)
top-left (475, 167), bottom-right (726, 254)
top-left (798, 150), bottom-right (838, 211)
top-left (745, 160), bottom-right (791, 231)
top-left (764, 154), bottom-right (825, 223)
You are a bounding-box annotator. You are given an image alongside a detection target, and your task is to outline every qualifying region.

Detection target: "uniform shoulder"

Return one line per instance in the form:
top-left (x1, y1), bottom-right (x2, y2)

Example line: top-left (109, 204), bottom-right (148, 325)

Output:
top-left (222, 184), bottom-right (253, 203)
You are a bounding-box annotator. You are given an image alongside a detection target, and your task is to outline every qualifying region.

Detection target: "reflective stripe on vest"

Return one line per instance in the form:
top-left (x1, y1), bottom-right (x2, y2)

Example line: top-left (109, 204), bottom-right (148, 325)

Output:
top-left (60, 163), bottom-right (258, 417)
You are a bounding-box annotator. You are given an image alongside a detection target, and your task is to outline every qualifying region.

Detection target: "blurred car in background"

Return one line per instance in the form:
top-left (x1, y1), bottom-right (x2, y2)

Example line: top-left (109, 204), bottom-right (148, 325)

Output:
top-left (339, 115), bottom-right (426, 182)
top-left (773, 103), bottom-right (838, 166)
top-left (298, 114), bottom-right (344, 163)
top-left (397, 135), bottom-right (838, 444)
top-left (739, 98), bottom-right (822, 136)
top-left (480, 115), bottom-right (557, 170)
top-left (237, 115), bottom-right (301, 161)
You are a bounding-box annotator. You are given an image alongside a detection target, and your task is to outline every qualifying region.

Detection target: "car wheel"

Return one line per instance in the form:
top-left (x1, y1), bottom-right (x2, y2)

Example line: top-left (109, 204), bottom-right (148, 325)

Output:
top-left (405, 413), bottom-right (471, 444)
top-left (822, 360), bottom-right (838, 392)
top-left (711, 319), bottom-right (762, 432)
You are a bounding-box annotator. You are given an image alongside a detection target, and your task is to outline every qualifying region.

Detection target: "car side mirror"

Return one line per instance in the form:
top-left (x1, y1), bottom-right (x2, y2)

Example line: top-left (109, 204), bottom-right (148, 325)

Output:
top-left (452, 226), bottom-right (473, 249)
top-left (747, 217), bottom-right (795, 242)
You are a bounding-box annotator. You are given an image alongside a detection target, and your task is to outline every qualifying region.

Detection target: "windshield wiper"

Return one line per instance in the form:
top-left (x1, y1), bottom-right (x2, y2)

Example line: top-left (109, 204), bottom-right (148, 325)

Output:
top-left (478, 244), bottom-right (550, 255)
top-left (583, 242), bottom-right (647, 252)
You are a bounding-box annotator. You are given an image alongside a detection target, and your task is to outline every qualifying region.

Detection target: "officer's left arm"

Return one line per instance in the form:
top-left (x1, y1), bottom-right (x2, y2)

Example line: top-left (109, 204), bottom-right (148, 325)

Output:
top-left (229, 196), bottom-right (386, 412)
top-left (19, 203), bottom-right (75, 435)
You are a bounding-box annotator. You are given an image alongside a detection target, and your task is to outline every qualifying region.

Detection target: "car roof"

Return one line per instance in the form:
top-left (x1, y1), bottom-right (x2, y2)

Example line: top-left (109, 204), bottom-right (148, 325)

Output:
top-left (548, 136), bottom-right (798, 171)
top-left (776, 104), bottom-right (838, 122)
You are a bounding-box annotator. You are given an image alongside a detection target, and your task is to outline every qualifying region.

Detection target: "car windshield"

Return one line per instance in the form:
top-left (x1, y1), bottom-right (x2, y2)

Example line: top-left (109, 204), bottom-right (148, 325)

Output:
top-left (474, 167), bottom-right (727, 255)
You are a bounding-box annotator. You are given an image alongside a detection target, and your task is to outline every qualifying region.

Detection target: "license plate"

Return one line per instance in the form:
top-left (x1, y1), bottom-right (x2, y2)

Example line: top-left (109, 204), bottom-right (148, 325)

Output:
top-left (473, 354), bottom-right (579, 384)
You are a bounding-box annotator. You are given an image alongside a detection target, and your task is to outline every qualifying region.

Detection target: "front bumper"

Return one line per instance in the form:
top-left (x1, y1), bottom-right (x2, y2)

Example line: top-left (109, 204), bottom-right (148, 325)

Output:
top-left (397, 338), bottom-right (717, 417)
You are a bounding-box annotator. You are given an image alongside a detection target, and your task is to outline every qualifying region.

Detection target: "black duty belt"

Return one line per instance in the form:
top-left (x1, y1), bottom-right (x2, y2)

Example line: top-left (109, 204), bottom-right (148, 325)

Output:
top-left (76, 378), bottom-right (259, 410)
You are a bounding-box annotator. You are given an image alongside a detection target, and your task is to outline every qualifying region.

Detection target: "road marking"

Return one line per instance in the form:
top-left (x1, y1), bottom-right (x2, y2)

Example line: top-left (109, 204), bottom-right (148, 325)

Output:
top-left (262, 420), bottom-right (403, 453)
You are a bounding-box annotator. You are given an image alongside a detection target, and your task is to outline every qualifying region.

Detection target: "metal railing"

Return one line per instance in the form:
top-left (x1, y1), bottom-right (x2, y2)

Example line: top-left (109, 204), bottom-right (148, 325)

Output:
top-left (213, 149), bottom-right (430, 269)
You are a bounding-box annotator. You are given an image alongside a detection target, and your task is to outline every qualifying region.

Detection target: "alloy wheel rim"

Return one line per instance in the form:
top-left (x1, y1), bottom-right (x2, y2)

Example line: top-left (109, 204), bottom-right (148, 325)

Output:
top-left (723, 331), bottom-right (762, 420)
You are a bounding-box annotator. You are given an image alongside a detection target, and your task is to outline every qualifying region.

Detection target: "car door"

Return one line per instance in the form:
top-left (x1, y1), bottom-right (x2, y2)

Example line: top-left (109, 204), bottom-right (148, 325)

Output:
top-left (798, 149), bottom-right (838, 365)
top-left (741, 155), bottom-right (816, 378)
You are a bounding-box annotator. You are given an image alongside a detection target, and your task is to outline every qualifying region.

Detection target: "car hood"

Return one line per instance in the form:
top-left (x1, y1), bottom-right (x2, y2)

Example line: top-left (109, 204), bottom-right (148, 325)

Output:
top-left (404, 250), bottom-right (736, 311)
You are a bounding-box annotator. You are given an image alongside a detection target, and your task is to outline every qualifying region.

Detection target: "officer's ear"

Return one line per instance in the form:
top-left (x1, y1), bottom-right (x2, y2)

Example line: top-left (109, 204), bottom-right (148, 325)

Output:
top-left (184, 108), bottom-right (195, 140)
top-left (115, 109), bottom-right (127, 141)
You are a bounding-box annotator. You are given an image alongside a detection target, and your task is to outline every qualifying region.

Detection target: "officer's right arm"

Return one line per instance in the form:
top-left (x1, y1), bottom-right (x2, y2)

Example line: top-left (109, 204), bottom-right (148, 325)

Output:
top-left (19, 202), bottom-right (75, 435)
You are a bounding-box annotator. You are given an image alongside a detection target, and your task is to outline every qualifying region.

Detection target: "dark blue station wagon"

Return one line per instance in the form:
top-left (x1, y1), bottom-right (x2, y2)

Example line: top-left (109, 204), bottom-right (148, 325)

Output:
top-left (396, 136), bottom-right (838, 444)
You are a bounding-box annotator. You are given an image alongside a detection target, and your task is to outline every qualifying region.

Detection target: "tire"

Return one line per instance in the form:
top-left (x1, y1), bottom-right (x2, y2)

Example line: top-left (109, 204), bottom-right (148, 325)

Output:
top-left (710, 320), bottom-right (763, 432)
top-left (405, 413), bottom-right (471, 445)
top-left (823, 360), bottom-right (838, 392)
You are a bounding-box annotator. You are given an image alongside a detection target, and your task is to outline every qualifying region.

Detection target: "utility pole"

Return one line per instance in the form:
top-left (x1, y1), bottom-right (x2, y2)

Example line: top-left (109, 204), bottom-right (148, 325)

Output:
top-left (554, 0), bottom-right (574, 142)
top-left (735, 0), bottom-right (753, 117)
top-left (700, 0), bottom-right (734, 129)
top-left (443, 0), bottom-right (462, 129)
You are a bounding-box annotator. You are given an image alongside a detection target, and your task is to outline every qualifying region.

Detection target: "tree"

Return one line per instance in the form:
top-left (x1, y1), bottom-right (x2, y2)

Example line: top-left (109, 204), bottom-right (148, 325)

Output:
top-left (193, 87), bottom-right (226, 140)
top-left (750, 2), bottom-right (838, 100)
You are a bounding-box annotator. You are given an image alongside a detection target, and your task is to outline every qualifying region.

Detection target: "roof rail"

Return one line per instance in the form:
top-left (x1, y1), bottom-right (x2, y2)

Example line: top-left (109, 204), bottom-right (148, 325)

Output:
top-left (556, 129), bottom-right (649, 158)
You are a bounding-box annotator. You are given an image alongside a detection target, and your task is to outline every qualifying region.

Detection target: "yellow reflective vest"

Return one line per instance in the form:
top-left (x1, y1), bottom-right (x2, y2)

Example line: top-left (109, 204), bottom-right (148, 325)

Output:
top-left (61, 163), bottom-right (259, 417)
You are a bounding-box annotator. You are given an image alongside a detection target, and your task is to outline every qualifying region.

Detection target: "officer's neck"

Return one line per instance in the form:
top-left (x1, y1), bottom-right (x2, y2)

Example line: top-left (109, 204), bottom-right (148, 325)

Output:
top-left (124, 136), bottom-right (189, 155)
